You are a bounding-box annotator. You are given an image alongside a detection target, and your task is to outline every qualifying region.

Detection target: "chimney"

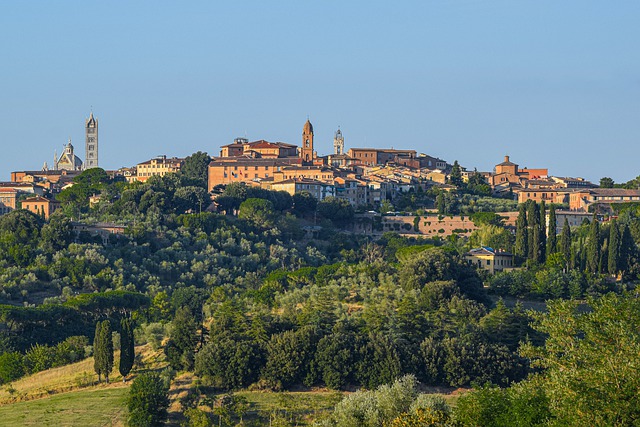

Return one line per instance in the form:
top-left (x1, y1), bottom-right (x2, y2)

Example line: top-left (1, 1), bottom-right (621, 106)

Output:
top-left (505, 155), bottom-right (510, 162)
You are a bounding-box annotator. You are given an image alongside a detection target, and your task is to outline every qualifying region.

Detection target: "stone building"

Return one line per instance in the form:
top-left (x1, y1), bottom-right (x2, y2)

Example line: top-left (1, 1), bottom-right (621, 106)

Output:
top-left (85, 112), bottom-right (99, 169)
top-left (54, 140), bottom-right (84, 171)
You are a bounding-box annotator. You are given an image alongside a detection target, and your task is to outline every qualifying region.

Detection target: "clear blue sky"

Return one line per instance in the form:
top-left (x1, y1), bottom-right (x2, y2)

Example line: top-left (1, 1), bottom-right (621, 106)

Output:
top-left (1, 1), bottom-right (639, 183)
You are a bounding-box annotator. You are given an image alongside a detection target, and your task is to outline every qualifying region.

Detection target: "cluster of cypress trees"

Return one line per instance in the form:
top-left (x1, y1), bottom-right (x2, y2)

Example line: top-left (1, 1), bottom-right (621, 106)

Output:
top-left (515, 200), bottom-right (634, 276)
top-left (93, 318), bottom-right (135, 383)
top-left (514, 200), bottom-right (548, 265)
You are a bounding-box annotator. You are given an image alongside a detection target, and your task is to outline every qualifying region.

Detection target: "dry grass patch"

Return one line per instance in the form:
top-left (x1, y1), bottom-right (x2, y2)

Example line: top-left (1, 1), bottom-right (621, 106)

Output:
top-left (0, 344), bottom-right (164, 404)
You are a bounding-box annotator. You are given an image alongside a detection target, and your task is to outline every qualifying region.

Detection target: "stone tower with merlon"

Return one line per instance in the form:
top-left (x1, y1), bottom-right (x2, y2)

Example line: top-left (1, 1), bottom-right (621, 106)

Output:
top-left (85, 112), bottom-right (98, 169)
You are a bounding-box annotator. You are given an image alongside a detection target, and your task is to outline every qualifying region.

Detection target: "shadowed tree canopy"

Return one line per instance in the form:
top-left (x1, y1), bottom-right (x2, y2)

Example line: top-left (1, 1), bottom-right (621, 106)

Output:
top-left (180, 151), bottom-right (211, 187)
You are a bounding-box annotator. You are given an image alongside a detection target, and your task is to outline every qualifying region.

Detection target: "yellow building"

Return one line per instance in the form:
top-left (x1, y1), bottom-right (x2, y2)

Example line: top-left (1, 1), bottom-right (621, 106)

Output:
top-left (464, 247), bottom-right (514, 274)
top-left (135, 155), bottom-right (183, 182)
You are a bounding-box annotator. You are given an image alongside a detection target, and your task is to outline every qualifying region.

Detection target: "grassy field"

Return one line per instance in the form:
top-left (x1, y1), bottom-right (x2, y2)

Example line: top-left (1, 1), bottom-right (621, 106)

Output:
top-left (0, 386), bottom-right (128, 427)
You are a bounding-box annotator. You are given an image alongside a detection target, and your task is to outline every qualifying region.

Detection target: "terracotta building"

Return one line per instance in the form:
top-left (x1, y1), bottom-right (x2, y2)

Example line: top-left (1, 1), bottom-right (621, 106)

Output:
top-left (219, 138), bottom-right (298, 158)
top-left (21, 196), bottom-right (60, 219)
top-left (569, 188), bottom-right (640, 212)
top-left (347, 148), bottom-right (417, 167)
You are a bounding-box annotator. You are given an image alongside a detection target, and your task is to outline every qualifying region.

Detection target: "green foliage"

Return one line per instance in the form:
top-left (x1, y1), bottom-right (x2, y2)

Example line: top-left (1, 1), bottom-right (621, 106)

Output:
top-left (292, 191), bottom-right (318, 216)
top-left (313, 331), bottom-right (358, 389)
top-left (519, 293), bottom-right (640, 426)
top-left (93, 320), bottom-right (114, 383)
top-left (0, 209), bottom-right (43, 266)
top-left (127, 372), bottom-right (170, 427)
top-left (262, 327), bottom-right (320, 390)
top-left (599, 176), bottom-right (615, 188)
top-left (317, 197), bottom-right (355, 224)
top-left (238, 198), bottom-right (275, 228)
top-left (0, 351), bottom-right (23, 384)
top-left (119, 318), bottom-right (135, 379)
top-left (448, 161), bottom-right (463, 187)
top-left (194, 334), bottom-right (263, 390)
top-left (320, 375), bottom-right (422, 427)
top-left (180, 151), bottom-right (211, 187)
top-left (514, 203), bottom-right (528, 260)
top-left (165, 306), bottom-right (198, 371)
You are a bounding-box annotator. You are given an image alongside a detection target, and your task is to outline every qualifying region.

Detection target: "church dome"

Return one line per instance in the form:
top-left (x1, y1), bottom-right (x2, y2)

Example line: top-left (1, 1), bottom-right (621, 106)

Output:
top-left (303, 119), bottom-right (313, 134)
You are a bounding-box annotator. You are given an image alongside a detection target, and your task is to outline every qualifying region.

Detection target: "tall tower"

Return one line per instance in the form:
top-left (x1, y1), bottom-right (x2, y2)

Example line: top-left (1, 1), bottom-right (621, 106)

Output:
top-left (85, 112), bottom-right (98, 169)
top-left (301, 119), bottom-right (314, 164)
top-left (333, 127), bottom-right (344, 155)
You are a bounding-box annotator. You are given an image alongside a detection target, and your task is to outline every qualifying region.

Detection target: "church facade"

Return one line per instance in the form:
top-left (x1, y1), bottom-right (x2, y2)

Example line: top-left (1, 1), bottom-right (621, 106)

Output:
top-left (46, 112), bottom-right (99, 172)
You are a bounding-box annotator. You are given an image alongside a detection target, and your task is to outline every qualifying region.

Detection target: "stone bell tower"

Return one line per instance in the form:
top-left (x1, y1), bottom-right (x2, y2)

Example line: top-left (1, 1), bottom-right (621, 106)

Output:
top-left (85, 112), bottom-right (98, 169)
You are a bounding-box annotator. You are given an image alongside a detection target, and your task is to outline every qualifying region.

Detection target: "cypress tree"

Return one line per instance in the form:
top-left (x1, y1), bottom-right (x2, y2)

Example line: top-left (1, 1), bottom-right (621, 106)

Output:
top-left (586, 217), bottom-right (600, 274)
top-left (436, 193), bottom-right (445, 214)
top-left (539, 201), bottom-right (547, 263)
top-left (94, 321), bottom-right (104, 383)
top-left (619, 224), bottom-right (634, 276)
top-left (449, 161), bottom-right (463, 187)
top-left (94, 320), bottom-right (114, 383)
top-left (515, 204), bottom-right (528, 260)
top-left (560, 218), bottom-right (571, 269)
top-left (527, 202), bottom-right (541, 262)
top-left (607, 219), bottom-right (620, 276)
top-left (119, 318), bottom-right (135, 381)
top-left (547, 205), bottom-right (557, 256)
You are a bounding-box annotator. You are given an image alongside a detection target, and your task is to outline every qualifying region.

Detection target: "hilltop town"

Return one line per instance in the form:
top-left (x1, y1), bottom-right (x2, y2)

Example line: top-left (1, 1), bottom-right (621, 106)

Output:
top-left (3, 114), bottom-right (639, 247)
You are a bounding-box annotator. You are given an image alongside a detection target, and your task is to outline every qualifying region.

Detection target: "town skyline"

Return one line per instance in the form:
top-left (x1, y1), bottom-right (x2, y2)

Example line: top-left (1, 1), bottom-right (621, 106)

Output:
top-left (2, 1), bottom-right (639, 182)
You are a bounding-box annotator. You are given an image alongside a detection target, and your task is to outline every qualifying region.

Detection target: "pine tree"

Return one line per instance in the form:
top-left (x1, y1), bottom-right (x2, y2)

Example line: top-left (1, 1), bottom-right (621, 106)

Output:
top-left (547, 205), bottom-right (557, 256)
top-left (586, 217), bottom-right (600, 274)
top-left (515, 204), bottom-right (528, 260)
top-left (94, 320), bottom-right (114, 383)
top-left (119, 318), bottom-right (135, 381)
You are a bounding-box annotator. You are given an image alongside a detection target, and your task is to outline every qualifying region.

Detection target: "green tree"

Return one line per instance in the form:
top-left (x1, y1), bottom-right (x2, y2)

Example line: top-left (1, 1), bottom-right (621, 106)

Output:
top-left (436, 192), bottom-right (445, 214)
top-left (546, 204), bottom-right (557, 257)
top-left (0, 351), bottom-right (24, 384)
top-left (538, 201), bottom-right (547, 263)
top-left (514, 204), bottom-right (528, 260)
top-left (261, 327), bottom-right (319, 390)
top-left (127, 372), bottom-right (170, 427)
top-left (292, 191), bottom-right (317, 216)
top-left (39, 214), bottom-right (73, 253)
top-left (164, 306), bottom-right (198, 371)
top-left (607, 219), bottom-right (620, 276)
top-left (194, 335), bottom-right (263, 390)
top-left (560, 218), bottom-right (572, 269)
top-left (317, 197), bottom-right (355, 224)
top-left (449, 160), bottom-right (463, 187)
top-left (520, 293), bottom-right (640, 426)
top-left (119, 318), bottom-right (135, 381)
top-left (586, 217), bottom-right (600, 274)
top-left (93, 320), bottom-right (114, 383)
top-left (619, 223), bottom-right (635, 277)
top-left (238, 198), bottom-right (275, 228)
top-left (599, 177), bottom-right (615, 188)
top-left (180, 151), bottom-right (211, 187)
